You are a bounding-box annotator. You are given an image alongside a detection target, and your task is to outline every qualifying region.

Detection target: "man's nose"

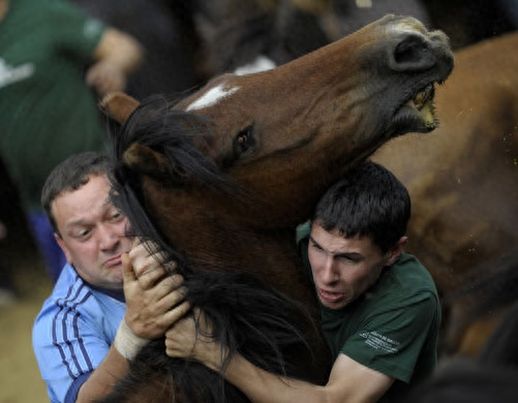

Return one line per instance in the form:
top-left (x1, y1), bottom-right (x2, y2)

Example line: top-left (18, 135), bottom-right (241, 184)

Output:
top-left (98, 225), bottom-right (120, 251)
top-left (320, 257), bottom-right (338, 284)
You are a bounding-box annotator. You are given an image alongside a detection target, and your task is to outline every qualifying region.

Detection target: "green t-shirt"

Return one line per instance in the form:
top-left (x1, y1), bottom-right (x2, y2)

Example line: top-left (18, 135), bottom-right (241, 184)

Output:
top-left (297, 223), bottom-right (441, 401)
top-left (0, 0), bottom-right (106, 210)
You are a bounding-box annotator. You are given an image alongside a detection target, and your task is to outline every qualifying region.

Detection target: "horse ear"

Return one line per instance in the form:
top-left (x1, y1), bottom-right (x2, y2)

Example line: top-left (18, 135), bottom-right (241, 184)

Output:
top-left (123, 144), bottom-right (186, 184)
top-left (123, 143), bottom-right (170, 177)
top-left (100, 92), bottom-right (140, 124)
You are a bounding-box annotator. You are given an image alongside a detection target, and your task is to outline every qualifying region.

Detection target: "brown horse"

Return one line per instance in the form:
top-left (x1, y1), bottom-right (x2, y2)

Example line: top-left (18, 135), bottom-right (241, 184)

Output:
top-left (372, 31), bottom-right (518, 355)
top-left (102, 15), bottom-right (453, 402)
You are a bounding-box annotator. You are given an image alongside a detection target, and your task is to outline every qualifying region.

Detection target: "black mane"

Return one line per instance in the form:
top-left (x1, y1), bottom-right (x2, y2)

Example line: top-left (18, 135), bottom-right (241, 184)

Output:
top-left (109, 95), bottom-right (237, 267)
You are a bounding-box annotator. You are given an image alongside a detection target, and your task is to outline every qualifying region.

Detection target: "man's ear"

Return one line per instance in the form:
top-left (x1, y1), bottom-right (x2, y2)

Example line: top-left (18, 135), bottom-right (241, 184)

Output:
top-left (55, 233), bottom-right (72, 264)
top-left (385, 236), bottom-right (408, 266)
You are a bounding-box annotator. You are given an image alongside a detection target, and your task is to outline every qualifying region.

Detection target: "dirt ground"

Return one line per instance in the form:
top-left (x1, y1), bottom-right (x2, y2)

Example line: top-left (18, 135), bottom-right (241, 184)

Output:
top-left (0, 177), bottom-right (53, 402)
top-left (0, 259), bottom-right (51, 403)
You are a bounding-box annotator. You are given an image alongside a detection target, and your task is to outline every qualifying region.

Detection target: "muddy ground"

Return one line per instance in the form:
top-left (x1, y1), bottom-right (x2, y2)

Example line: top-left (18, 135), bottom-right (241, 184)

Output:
top-left (0, 258), bottom-right (51, 403)
top-left (0, 169), bottom-right (52, 402)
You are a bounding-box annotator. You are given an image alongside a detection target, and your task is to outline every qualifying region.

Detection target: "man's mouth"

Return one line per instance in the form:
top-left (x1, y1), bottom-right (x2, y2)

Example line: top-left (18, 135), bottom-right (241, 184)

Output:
top-left (104, 254), bottom-right (123, 268)
top-left (318, 288), bottom-right (345, 304)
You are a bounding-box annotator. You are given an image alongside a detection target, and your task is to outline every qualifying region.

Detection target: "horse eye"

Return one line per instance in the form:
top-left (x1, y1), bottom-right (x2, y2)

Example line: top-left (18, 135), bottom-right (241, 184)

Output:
top-left (234, 125), bottom-right (255, 157)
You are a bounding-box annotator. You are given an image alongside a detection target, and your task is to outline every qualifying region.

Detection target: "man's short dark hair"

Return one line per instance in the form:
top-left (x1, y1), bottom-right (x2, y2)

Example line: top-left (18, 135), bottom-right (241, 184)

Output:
top-left (313, 161), bottom-right (411, 253)
top-left (41, 152), bottom-right (111, 233)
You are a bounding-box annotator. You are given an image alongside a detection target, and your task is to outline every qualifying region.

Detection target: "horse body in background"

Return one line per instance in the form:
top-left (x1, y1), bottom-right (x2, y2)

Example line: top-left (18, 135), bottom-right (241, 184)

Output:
top-left (103, 15), bottom-right (453, 402)
top-left (192, 0), bottom-right (515, 77)
top-left (192, 0), bottom-right (431, 74)
top-left (372, 32), bottom-right (518, 355)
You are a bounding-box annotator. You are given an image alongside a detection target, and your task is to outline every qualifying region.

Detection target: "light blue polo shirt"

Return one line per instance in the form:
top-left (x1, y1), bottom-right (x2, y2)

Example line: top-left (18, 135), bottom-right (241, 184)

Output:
top-left (32, 263), bottom-right (125, 403)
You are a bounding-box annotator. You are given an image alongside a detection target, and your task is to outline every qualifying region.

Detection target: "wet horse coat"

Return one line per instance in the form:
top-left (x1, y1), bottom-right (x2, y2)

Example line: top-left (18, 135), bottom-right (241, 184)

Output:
top-left (102, 15), bottom-right (453, 402)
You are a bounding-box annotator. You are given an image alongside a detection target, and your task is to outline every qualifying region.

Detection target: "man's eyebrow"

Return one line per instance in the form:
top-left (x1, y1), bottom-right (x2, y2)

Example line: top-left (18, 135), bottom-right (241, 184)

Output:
top-left (309, 236), bottom-right (321, 247)
top-left (310, 236), bottom-right (364, 260)
top-left (335, 251), bottom-right (364, 260)
top-left (64, 219), bottom-right (90, 231)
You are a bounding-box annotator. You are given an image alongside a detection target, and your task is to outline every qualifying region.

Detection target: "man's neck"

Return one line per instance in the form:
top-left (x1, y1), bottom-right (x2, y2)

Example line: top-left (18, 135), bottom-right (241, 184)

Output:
top-left (90, 283), bottom-right (126, 302)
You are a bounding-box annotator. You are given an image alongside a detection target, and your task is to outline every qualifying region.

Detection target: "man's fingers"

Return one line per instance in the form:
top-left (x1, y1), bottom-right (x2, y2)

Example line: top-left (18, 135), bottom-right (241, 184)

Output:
top-left (152, 274), bottom-right (184, 299)
top-left (156, 285), bottom-right (187, 312)
top-left (121, 253), bottom-right (136, 282)
top-left (130, 240), bottom-right (164, 262)
top-left (129, 241), bottom-right (169, 279)
top-left (137, 264), bottom-right (167, 289)
top-left (132, 237), bottom-right (141, 248)
top-left (164, 315), bottom-right (195, 357)
top-left (161, 300), bottom-right (192, 328)
top-left (163, 259), bottom-right (178, 273)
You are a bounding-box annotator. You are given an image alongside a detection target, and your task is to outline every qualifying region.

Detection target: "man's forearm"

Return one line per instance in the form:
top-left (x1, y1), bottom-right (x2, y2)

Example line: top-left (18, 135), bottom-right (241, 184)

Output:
top-left (218, 353), bottom-right (329, 403)
top-left (167, 313), bottom-right (391, 403)
top-left (167, 314), bottom-right (329, 403)
top-left (94, 28), bottom-right (143, 73)
top-left (76, 346), bottom-right (129, 402)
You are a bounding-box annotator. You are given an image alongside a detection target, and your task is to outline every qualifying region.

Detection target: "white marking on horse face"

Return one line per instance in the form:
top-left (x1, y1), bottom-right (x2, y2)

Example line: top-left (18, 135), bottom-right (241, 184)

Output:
top-left (392, 20), bottom-right (425, 36)
top-left (234, 55), bottom-right (276, 76)
top-left (393, 17), bottom-right (426, 34)
top-left (186, 84), bottom-right (240, 111)
top-left (355, 0), bottom-right (372, 8)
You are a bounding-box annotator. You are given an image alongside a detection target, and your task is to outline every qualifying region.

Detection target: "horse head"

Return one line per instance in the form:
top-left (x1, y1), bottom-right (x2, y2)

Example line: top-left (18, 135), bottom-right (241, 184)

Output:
top-left (105, 15), bottom-right (452, 243)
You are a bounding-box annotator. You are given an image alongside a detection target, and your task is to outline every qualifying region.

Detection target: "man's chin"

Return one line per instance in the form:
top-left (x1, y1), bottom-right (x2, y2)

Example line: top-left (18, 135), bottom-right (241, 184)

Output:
top-left (103, 267), bottom-right (123, 287)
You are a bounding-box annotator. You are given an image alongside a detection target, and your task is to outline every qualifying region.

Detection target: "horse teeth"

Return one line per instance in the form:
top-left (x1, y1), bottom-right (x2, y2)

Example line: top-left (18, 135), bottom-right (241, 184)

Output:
top-left (413, 92), bottom-right (425, 110)
top-left (412, 83), bottom-right (435, 111)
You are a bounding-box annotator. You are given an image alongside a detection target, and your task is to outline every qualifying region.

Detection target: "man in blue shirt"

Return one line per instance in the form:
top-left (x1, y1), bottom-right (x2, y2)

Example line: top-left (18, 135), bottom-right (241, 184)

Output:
top-left (32, 152), bottom-right (189, 402)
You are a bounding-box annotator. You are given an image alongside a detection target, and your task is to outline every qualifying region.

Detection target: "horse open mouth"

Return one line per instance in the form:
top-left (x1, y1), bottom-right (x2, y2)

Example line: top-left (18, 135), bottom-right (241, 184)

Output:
top-left (407, 83), bottom-right (437, 129)
top-left (394, 81), bottom-right (441, 134)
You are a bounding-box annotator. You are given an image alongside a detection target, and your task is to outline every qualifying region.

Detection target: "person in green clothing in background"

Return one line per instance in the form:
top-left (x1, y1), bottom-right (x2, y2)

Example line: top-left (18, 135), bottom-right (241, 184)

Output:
top-left (0, 0), bottom-right (142, 280)
top-left (164, 161), bottom-right (441, 403)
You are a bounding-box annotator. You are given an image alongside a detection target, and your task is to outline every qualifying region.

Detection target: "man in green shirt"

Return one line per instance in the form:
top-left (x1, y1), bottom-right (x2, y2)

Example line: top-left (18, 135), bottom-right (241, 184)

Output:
top-left (0, 0), bottom-right (142, 279)
top-left (165, 161), bottom-right (441, 402)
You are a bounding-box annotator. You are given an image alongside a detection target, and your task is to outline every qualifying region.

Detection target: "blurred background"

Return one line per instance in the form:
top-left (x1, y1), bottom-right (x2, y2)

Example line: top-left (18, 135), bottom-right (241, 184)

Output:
top-left (1, 0), bottom-right (517, 401)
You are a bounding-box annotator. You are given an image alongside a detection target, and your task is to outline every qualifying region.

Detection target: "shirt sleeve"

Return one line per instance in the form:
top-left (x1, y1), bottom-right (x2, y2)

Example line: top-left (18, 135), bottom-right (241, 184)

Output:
top-left (48, 0), bottom-right (106, 61)
top-left (295, 221), bottom-right (314, 283)
top-left (341, 292), bottom-right (438, 383)
top-left (32, 302), bottom-right (111, 403)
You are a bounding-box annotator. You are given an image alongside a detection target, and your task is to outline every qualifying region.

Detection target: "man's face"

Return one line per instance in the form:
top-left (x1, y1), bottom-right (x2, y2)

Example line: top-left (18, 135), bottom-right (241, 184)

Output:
top-left (308, 221), bottom-right (398, 310)
top-left (53, 174), bottom-right (132, 290)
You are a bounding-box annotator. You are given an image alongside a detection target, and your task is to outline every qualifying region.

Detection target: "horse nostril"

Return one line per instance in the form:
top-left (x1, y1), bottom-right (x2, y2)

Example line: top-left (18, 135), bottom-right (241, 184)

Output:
top-left (395, 37), bottom-right (425, 64)
top-left (390, 34), bottom-right (435, 72)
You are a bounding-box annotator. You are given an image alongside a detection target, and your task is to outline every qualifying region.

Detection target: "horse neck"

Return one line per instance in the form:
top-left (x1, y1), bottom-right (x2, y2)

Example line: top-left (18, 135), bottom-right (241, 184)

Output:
top-left (141, 178), bottom-right (316, 305)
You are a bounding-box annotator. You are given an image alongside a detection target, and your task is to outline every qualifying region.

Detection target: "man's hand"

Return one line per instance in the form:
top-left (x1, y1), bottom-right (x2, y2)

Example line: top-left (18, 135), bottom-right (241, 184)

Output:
top-left (122, 241), bottom-right (191, 340)
top-left (165, 308), bottom-right (226, 372)
top-left (86, 61), bottom-right (127, 97)
top-left (87, 28), bottom-right (143, 97)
